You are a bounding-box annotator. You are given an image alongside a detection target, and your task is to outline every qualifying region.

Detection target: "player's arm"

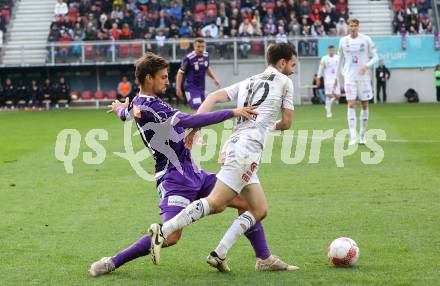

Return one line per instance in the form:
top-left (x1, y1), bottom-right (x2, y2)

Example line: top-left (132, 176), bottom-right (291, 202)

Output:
top-left (175, 71), bottom-right (184, 100)
top-left (274, 108), bottom-right (293, 130)
top-left (274, 80), bottom-right (294, 131)
top-left (176, 57), bottom-right (189, 99)
top-left (172, 106), bottom-right (257, 129)
top-left (366, 37), bottom-right (379, 68)
top-left (316, 58), bottom-right (324, 86)
top-left (335, 40), bottom-right (344, 86)
top-left (206, 67), bottom-right (220, 88)
top-left (107, 97), bottom-right (130, 121)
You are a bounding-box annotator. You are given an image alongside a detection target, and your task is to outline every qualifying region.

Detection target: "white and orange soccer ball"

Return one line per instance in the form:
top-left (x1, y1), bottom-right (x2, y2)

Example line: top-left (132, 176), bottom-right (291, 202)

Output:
top-left (327, 237), bottom-right (360, 267)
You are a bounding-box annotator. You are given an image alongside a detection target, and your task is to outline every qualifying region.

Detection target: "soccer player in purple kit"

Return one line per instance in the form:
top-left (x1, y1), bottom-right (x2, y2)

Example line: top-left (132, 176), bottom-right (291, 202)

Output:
top-left (88, 52), bottom-right (284, 276)
top-left (176, 38), bottom-right (221, 111)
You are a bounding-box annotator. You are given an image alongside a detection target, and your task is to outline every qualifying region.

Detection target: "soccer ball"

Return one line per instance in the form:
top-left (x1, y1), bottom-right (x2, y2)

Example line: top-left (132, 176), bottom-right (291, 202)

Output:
top-left (327, 237), bottom-right (359, 266)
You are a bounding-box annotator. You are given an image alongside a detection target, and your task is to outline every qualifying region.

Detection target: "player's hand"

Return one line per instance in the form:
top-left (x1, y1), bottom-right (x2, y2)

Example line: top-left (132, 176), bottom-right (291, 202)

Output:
top-left (233, 106), bottom-right (259, 121)
top-left (107, 97), bottom-right (129, 114)
top-left (176, 88), bottom-right (183, 99)
top-left (184, 128), bottom-right (199, 150)
top-left (359, 65), bottom-right (368, 75)
top-left (214, 78), bottom-right (221, 88)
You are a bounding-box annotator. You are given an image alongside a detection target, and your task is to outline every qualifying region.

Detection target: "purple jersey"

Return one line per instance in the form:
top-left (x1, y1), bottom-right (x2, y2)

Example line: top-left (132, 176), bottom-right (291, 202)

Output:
top-left (117, 95), bottom-right (233, 182)
top-left (179, 51), bottom-right (210, 91)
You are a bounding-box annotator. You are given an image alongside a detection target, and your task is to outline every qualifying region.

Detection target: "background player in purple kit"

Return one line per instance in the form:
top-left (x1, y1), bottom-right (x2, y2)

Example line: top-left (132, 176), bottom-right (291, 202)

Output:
top-left (89, 52), bottom-right (280, 276)
top-left (176, 38), bottom-right (221, 111)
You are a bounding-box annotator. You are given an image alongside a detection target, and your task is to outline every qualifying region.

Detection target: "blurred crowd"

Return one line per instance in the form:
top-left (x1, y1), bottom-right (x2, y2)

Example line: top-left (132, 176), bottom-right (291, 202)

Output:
top-left (392, 0), bottom-right (434, 34)
top-left (0, 0), bottom-right (14, 46)
top-left (47, 0), bottom-right (350, 60)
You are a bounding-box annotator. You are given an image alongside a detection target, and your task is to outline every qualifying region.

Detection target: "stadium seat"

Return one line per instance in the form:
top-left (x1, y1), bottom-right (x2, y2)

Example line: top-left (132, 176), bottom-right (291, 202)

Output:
top-left (85, 45), bottom-right (94, 59)
top-left (107, 90), bottom-right (117, 100)
top-left (131, 44), bottom-right (143, 57)
top-left (81, 91), bottom-right (93, 100)
top-left (95, 91), bottom-right (106, 100)
top-left (265, 2), bottom-right (276, 10)
top-left (195, 3), bottom-right (206, 12)
top-left (119, 44), bottom-right (130, 58)
top-left (207, 3), bottom-right (217, 11)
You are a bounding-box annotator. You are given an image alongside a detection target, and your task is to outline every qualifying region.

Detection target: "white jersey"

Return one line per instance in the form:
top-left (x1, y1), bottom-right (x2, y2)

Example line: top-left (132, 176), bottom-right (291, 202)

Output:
top-left (317, 54), bottom-right (339, 83)
top-left (336, 33), bottom-right (378, 82)
top-left (224, 66), bottom-right (294, 146)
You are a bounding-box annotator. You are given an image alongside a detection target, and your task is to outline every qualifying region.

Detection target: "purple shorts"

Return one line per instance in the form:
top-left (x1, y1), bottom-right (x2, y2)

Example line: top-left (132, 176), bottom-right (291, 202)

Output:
top-left (157, 165), bottom-right (216, 218)
top-left (184, 89), bottom-right (205, 110)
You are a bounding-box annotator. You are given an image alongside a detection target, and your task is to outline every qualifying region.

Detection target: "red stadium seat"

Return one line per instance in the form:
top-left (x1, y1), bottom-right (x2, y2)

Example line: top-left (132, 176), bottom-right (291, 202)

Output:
top-left (107, 90), bottom-right (117, 100)
top-left (207, 3), bottom-right (217, 11)
top-left (119, 44), bottom-right (130, 58)
top-left (95, 90), bottom-right (106, 100)
top-left (265, 2), bottom-right (275, 10)
top-left (194, 12), bottom-right (206, 23)
top-left (195, 3), bottom-right (206, 12)
top-left (81, 90), bottom-right (93, 100)
top-left (251, 40), bottom-right (262, 54)
top-left (131, 44), bottom-right (143, 56)
top-left (85, 45), bottom-right (94, 59)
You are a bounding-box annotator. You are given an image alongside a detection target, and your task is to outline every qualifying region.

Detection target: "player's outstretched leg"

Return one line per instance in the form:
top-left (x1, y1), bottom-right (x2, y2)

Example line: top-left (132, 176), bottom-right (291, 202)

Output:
top-left (255, 255), bottom-right (300, 271)
top-left (89, 257), bottom-right (115, 277)
top-left (89, 235), bottom-right (152, 277)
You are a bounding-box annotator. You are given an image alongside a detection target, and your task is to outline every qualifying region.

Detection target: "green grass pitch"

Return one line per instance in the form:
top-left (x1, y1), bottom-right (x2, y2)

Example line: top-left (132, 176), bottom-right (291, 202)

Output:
top-left (1, 103), bottom-right (439, 285)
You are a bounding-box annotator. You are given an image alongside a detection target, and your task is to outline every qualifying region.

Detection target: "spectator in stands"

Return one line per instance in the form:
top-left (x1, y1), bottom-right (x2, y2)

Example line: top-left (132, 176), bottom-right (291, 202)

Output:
top-left (29, 80), bottom-right (42, 110)
top-left (167, 1), bottom-right (183, 22)
top-left (239, 18), bottom-right (254, 35)
top-left (132, 12), bottom-right (146, 39)
top-left (205, 8), bottom-right (217, 25)
top-left (110, 22), bottom-right (121, 40)
top-left (72, 22), bottom-right (84, 40)
top-left (335, 0), bottom-right (348, 14)
top-left (148, 0), bottom-right (161, 14)
top-left (120, 23), bottom-right (132, 40)
top-left (263, 18), bottom-right (277, 35)
top-left (41, 79), bottom-right (55, 109)
top-left (416, 0), bottom-right (431, 17)
top-left (169, 23), bottom-right (179, 39)
top-left (276, 26), bottom-right (288, 43)
top-left (299, 0), bottom-right (312, 18)
top-left (322, 5), bottom-right (337, 34)
top-left (393, 14), bottom-right (406, 34)
top-left (58, 31), bottom-right (72, 62)
top-left (54, 0), bottom-right (68, 17)
top-left (251, 19), bottom-right (263, 36)
top-left (155, 29), bottom-right (167, 56)
top-left (3, 78), bottom-right (16, 110)
top-left (217, 10), bottom-right (230, 34)
top-left (110, 4), bottom-right (123, 21)
top-left (274, 0), bottom-right (287, 20)
top-left (179, 21), bottom-right (192, 38)
top-left (201, 23), bottom-right (219, 38)
top-left (301, 16), bottom-right (312, 36)
top-left (84, 21), bottom-right (98, 40)
top-left (157, 10), bottom-right (170, 33)
top-left (288, 16), bottom-right (301, 36)
top-left (99, 13), bottom-right (112, 30)
top-left (117, 76), bottom-right (132, 101)
top-left (336, 17), bottom-right (348, 36)
top-left (55, 76), bottom-right (71, 108)
top-left (312, 20), bottom-right (326, 36)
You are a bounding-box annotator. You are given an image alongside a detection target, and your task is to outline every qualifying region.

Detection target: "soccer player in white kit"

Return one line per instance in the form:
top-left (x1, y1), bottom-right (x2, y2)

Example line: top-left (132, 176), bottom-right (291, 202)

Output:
top-left (317, 45), bottom-right (340, 118)
top-left (336, 18), bottom-right (378, 145)
top-left (149, 43), bottom-right (299, 272)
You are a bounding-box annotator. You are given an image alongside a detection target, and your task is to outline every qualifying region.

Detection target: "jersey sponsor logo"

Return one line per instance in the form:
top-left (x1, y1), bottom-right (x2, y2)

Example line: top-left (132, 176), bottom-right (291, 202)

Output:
top-left (167, 195), bottom-right (190, 208)
top-left (242, 173), bottom-right (250, 183)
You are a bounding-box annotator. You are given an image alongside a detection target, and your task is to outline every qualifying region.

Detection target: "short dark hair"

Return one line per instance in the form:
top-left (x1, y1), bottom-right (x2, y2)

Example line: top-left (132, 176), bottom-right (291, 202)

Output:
top-left (328, 45), bottom-right (335, 49)
top-left (266, 43), bottom-right (297, 66)
top-left (194, 38), bottom-right (205, 44)
top-left (135, 52), bottom-right (169, 85)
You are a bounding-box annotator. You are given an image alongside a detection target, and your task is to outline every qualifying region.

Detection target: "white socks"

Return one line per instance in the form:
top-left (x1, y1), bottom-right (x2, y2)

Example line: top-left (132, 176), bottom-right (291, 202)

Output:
top-left (162, 198), bottom-right (210, 238)
top-left (214, 211), bottom-right (256, 259)
top-left (360, 108), bottom-right (369, 138)
top-left (325, 97), bottom-right (335, 113)
top-left (347, 107), bottom-right (357, 139)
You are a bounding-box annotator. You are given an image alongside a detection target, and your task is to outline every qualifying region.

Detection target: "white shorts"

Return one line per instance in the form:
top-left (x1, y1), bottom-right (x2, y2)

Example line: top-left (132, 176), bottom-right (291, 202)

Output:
top-left (324, 81), bottom-right (341, 95)
top-left (217, 135), bottom-right (262, 193)
top-left (345, 80), bottom-right (373, 101)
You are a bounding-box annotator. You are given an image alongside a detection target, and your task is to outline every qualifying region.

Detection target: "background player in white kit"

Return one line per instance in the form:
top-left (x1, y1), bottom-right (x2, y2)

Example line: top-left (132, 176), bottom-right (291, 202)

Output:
top-left (336, 18), bottom-right (378, 145)
top-left (317, 45), bottom-right (341, 118)
top-left (149, 43), bottom-right (299, 272)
